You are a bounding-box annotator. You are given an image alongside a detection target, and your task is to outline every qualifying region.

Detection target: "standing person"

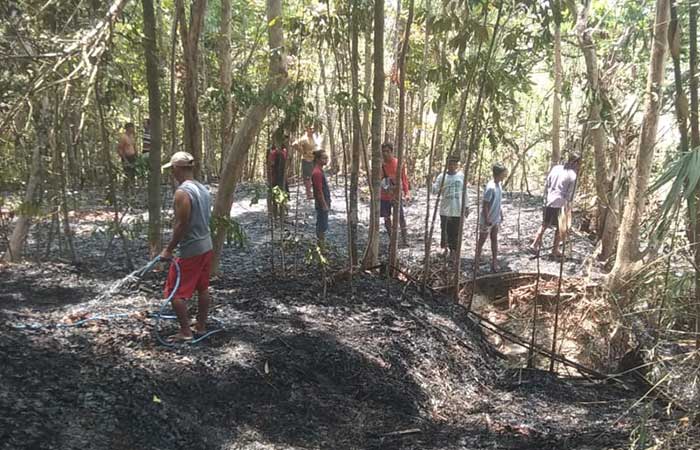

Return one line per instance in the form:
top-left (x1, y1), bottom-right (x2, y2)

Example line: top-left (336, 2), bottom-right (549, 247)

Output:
top-left (311, 150), bottom-right (331, 245)
top-left (529, 153), bottom-right (582, 257)
top-left (142, 118), bottom-right (151, 154)
top-left (433, 155), bottom-right (467, 261)
top-left (117, 122), bottom-right (137, 195)
top-left (380, 143), bottom-right (410, 246)
top-left (267, 143), bottom-right (289, 219)
top-left (159, 151), bottom-right (213, 342)
top-left (475, 163), bottom-right (507, 272)
top-left (292, 124), bottom-right (318, 200)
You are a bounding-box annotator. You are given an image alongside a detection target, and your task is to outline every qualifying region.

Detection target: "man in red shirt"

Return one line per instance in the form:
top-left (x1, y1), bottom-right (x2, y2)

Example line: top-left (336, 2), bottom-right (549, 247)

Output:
top-left (380, 143), bottom-right (410, 246)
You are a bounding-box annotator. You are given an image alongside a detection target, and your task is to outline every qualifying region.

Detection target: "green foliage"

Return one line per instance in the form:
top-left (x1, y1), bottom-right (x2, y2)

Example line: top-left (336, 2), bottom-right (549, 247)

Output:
top-left (649, 150), bottom-right (700, 237)
top-left (210, 216), bottom-right (248, 248)
top-left (304, 242), bottom-right (328, 267)
top-left (269, 185), bottom-right (289, 207)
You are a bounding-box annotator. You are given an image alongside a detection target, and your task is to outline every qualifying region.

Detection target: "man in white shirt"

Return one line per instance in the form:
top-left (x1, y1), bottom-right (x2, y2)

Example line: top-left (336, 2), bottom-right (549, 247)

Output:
top-left (432, 155), bottom-right (467, 259)
top-left (529, 153), bottom-right (581, 257)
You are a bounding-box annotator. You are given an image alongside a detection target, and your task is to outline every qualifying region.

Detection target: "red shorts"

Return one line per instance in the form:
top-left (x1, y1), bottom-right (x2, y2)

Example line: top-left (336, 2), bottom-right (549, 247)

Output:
top-left (163, 250), bottom-right (213, 300)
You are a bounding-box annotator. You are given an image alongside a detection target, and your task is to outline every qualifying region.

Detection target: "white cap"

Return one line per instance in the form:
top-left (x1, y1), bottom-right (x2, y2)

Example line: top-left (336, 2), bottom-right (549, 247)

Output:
top-left (162, 151), bottom-right (195, 169)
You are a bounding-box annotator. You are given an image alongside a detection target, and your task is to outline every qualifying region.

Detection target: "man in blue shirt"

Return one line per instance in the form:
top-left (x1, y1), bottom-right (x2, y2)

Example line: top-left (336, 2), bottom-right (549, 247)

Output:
top-left (475, 163), bottom-right (507, 272)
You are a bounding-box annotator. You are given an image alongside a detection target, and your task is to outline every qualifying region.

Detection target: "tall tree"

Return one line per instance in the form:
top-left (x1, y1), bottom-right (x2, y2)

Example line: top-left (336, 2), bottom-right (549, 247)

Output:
top-left (608, 0), bottom-right (670, 290)
top-left (4, 96), bottom-right (49, 262)
top-left (551, 0), bottom-right (563, 166)
top-left (384, 0), bottom-right (401, 142)
top-left (349, 1), bottom-right (362, 265)
top-left (567, 0), bottom-right (614, 260)
top-left (211, 0), bottom-right (289, 271)
top-left (169, 4), bottom-right (180, 155)
top-left (388, 0), bottom-right (414, 271)
top-left (142, 0), bottom-right (163, 257)
top-left (219, 0), bottom-right (234, 171)
top-left (176, 0), bottom-right (207, 179)
top-left (361, 0), bottom-right (385, 268)
top-left (690, 0), bottom-right (700, 347)
top-left (669, 0), bottom-right (689, 156)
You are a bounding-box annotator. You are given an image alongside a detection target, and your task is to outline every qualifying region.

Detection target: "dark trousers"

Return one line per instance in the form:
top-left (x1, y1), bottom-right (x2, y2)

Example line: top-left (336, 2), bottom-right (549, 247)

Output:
top-left (440, 216), bottom-right (460, 251)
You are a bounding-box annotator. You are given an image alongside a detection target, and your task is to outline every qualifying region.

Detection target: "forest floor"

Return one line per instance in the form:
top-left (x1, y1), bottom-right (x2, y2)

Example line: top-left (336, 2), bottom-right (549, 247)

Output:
top-left (0, 181), bottom-right (697, 449)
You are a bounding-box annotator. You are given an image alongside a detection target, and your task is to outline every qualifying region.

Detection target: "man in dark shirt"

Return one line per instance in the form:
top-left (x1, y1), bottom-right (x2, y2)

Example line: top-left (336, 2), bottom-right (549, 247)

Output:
top-left (311, 150), bottom-right (331, 245)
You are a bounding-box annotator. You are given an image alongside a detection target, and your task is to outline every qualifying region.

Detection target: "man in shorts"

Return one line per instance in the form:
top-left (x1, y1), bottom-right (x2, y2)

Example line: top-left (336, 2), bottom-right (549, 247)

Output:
top-left (292, 124), bottom-right (317, 200)
top-left (380, 143), bottom-right (410, 246)
top-left (432, 154), bottom-right (467, 261)
top-left (475, 163), bottom-right (507, 272)
top-left (117, 122), bottom-right (137, 195)
top-left (529, 153), bottom-right (581, 257)
top-left (160, 151), bottom-right (213, 342)
top-left (311, 150), bottom-right (331, 245)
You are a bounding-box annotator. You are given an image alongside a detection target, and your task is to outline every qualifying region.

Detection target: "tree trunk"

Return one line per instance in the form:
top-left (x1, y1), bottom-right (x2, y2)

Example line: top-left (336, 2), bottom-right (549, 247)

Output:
top-left (608, 0), bottom-right (670, 291)
top-left (142, 0), bottom-right (163, 257)
top-left (219, 0), bottom-right (234, 172)
top-left (551, 0), bottom-right (562, 166)
top-left (349, 3), bottom-right (362, 265)
top-left (690, 0), bottom-right (700, 147)
top-left (388, 0), bottom-right (414, 271)
top-left (177, 0), bottom-right (207, 179)
top-left (211, 0), bottom-right (288, 272)
top-left (361, 0), bottom-right (385, 268)
top-left (689, 0), bottom-right (700, 347)
top-left (413, 0), bottom-right (430, 167)
top-left (4, 96), bottom-right (49, 261)
top-left (384, 0), bottom-right (401, 143)
top-left (319, 50), bottom-right (338, 174)
top-left (670, 0), bottom-right (689, 154)
top-left (361, 28), bottom-right (373, 162)
top-left (569, 0), bottom-right (614, 260)
top-left (169, 3), bottom-right (179, 154)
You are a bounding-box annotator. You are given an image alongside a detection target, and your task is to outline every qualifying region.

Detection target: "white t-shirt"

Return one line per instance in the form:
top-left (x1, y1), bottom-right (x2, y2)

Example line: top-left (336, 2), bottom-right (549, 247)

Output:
top-left (545, 165), bottom-right (577, 208)
top-left (480, 180), bottom-right (502, 226)
top-left (433, 171), bottom-right (466, 217)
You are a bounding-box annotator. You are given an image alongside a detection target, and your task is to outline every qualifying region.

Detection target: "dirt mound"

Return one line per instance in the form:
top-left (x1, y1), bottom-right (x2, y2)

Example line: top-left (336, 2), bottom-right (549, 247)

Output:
top-left (0, 266), bottom-right (677, 449)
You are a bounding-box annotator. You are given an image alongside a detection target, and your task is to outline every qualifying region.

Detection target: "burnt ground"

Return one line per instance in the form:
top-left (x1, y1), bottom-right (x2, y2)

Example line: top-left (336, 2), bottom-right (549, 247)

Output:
top-left (0, 182), bottom-right (695, 449)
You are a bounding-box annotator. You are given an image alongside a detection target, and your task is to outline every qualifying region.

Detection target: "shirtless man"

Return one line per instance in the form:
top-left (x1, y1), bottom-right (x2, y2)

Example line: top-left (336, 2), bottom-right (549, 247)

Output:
top-left (291, 124), bottom-right (318, 200)
top-left (117, 122), bottom-right (137, 195)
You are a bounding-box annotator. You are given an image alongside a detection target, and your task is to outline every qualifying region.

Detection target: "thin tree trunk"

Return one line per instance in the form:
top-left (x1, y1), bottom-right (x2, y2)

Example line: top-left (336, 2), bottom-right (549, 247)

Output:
top-left (177, 0), bottom-right (207, 179)
top-left (4, 96), bottom-right (49, 261)
top-left (211, 0), bottom-right (288, 272)
top-left (551, 0), bottom-right (562, 166)
top-left (384, 0), bottom-right (401, 143)
top-left (169, 3), bottom-right (179, 154)
top-left (361, 0), bottom-right (385, 268)
top-left (142, 0), bottom-right (163, 257)
top-left (569, 0), bottom-right (614, 260)
top-left (608, 0), bottom-right (670, 291)
top-left (669, 0), bottom-right (690, 155)
top-left (319, 50), bottom-right (338, 174)
top-left (689, 0), bottom-right (700, 348)
top-left (458, 1), bottom-right (505, 305)
top-left (362, 27), bottom-right (372, 163)
top-left (220, 0), bottom-right (234, 172)
top-left (413, 0), bottom-right (430, 166)
top-left (349, 2), bottom-right (362, 265)
top-left (388, 0), bottom-right (414, 271)
top-left (95, 75), bottom-right (134, 270)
